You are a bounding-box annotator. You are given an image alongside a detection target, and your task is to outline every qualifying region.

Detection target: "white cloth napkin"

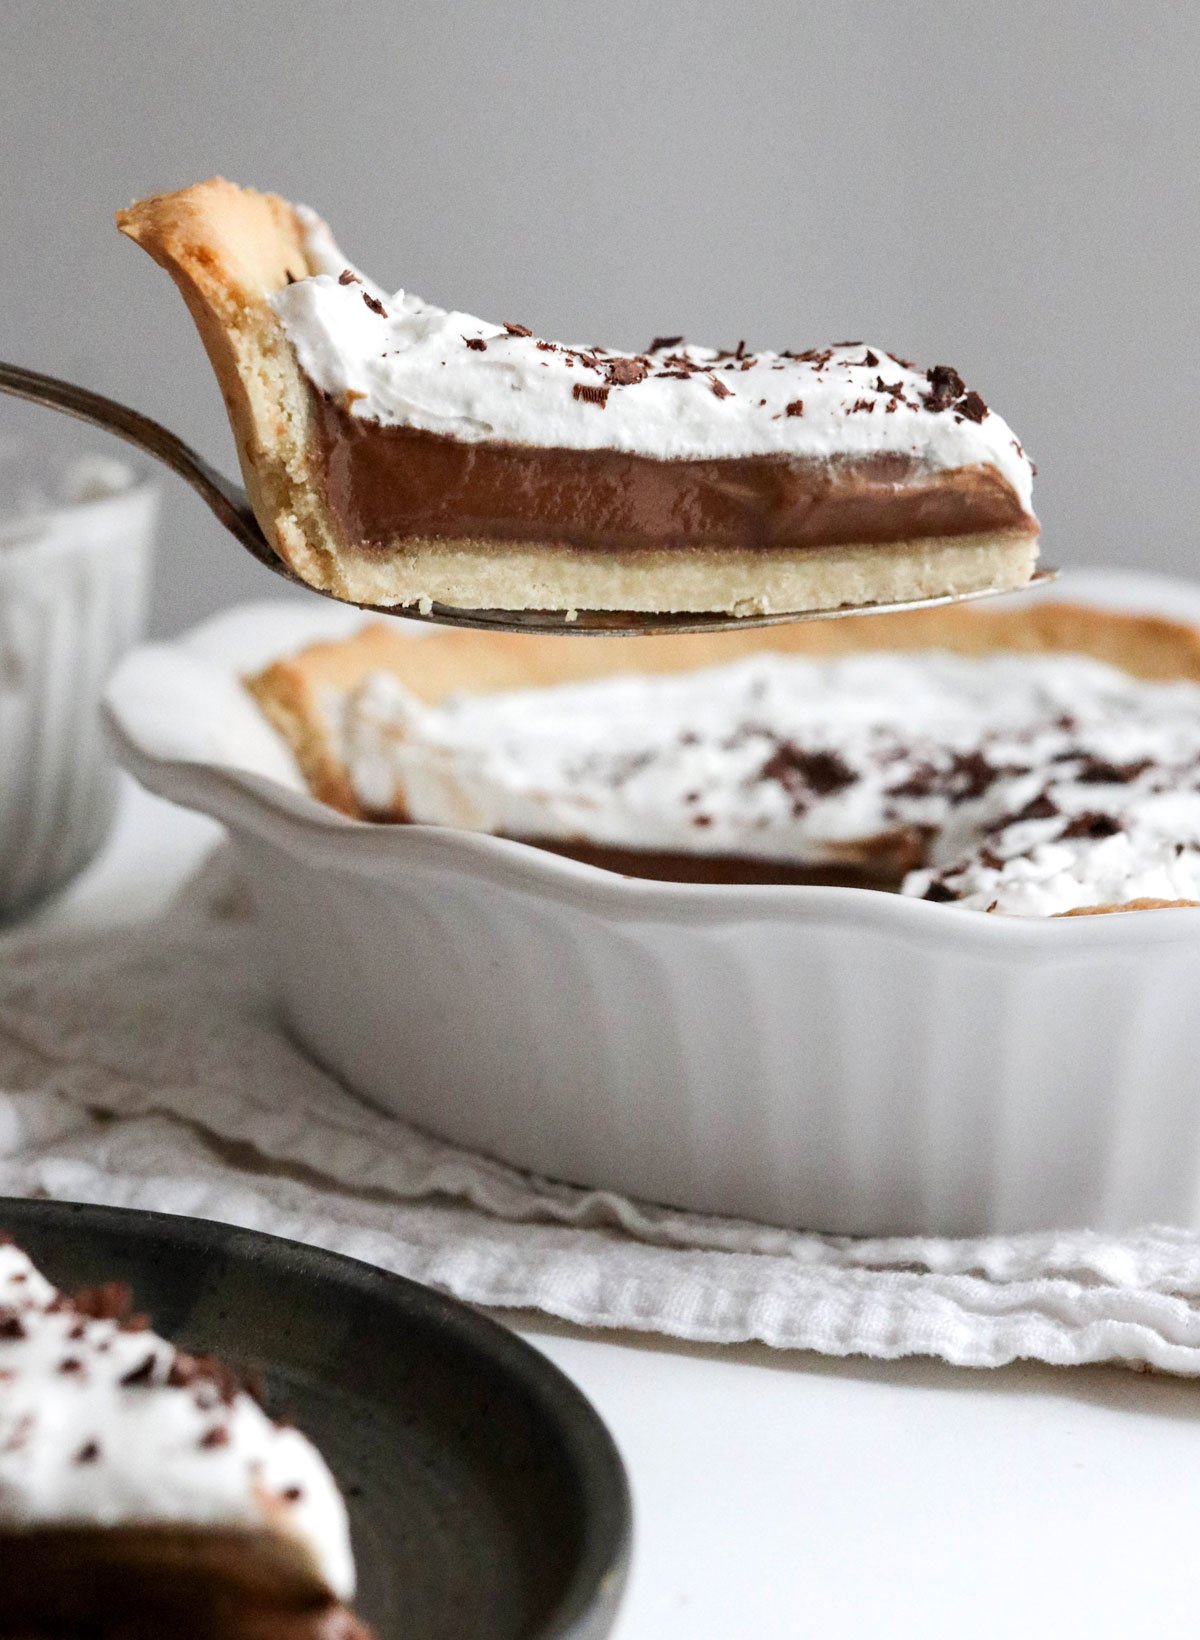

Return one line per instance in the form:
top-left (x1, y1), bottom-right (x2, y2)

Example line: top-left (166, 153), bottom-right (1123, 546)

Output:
top-left (3, 850), bottom-right (1200, 1374)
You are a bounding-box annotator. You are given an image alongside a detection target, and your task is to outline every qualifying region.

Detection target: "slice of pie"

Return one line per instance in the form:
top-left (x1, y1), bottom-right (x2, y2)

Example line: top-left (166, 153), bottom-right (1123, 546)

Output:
top-left (246, 599), bottom-right (1200, 916)
top-left (0, 1237), bottom-right (371, 1639)
top-left (116, 178), bottom-right (1040, 618)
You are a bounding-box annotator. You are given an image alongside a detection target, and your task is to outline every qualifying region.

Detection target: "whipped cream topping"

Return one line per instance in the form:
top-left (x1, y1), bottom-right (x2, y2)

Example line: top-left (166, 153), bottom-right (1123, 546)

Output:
top-left (269, 209), bottom-right (1034, 511)
top-left (325, 649), bottom-right (1200, 916)
top-left (0, 1241), bottom-right (355, 1600)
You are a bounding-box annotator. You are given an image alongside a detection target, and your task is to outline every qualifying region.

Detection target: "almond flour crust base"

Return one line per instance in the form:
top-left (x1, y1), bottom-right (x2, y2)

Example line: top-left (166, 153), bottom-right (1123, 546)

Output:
top-left (246, 598), bottom-right (1200, 915)
top-left (116, 178), bottom-right (1038, 616)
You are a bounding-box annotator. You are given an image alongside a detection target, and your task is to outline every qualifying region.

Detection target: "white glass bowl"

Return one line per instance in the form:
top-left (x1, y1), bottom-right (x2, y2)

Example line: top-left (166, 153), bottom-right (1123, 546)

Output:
top-left (0, 421), bottom-right (156, 918)
top-left (104, 571), bottom-right (1200, 1236)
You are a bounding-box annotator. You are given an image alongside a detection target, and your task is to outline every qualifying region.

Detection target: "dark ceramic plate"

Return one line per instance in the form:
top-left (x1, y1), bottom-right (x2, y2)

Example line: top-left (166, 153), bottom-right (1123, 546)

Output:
top-left (0, 1199), bottom-right (629, 1640)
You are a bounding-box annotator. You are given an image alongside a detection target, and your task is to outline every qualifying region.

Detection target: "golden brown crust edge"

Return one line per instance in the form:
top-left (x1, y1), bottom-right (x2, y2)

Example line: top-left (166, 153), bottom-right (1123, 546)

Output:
top-left (116, 179), bottom-right (349, 595)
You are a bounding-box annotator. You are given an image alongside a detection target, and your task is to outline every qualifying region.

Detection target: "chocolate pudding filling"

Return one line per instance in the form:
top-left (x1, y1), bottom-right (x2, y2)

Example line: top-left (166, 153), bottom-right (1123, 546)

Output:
top-left (312, 396), bottom-right (1035, 558)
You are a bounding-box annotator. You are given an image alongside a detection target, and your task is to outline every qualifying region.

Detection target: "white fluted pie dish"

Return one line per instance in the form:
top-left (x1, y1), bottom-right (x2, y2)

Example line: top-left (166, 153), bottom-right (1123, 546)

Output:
top-left (104, 570), bottom-right (1200, 1237)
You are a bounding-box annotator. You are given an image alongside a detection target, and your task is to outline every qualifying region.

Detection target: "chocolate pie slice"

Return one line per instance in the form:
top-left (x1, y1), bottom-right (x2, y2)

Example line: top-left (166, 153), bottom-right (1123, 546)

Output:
top-left (0, 1238), bottom-right (370, 1639)
top-left (117, 178), bottom-right (1040, 617)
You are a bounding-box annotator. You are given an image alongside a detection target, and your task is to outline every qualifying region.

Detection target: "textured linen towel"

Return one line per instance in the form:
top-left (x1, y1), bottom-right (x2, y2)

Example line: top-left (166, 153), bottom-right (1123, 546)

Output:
top-left (3, 852), bottom-right (1200, 1373)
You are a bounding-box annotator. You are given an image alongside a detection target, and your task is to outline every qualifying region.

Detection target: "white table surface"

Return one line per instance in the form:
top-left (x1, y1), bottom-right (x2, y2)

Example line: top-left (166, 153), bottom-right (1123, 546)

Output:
top-left (22, 779), bottom-right (1200, 1639)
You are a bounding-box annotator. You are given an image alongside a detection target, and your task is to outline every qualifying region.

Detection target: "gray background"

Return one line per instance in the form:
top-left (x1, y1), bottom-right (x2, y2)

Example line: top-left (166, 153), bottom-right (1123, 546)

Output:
top-left (3, 1), bottom-right (1196, 634)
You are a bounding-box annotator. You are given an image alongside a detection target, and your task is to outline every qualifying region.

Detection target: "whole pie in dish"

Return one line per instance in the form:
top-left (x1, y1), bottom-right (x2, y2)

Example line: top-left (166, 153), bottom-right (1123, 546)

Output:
top-left (247, 598), bottom-right (1200, 917)
top-left (0, 1238), bottom-right (370, 1639)
top-left (116, 178), bottom-right (1039, 618)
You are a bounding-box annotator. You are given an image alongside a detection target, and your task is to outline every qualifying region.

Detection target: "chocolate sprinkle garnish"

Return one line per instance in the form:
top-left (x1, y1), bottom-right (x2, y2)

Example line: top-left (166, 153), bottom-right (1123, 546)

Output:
top-left (282, 1484), bottom-right (305, 1502)
top-left (337, 270), bottom-right (361, 286)
top-left (0, 1314), bottom-right (27, 1341)
top-left (957, 390), bottom-right (988, 423)
top-left (605, 357), bottom-right (649, 387)
top-left (1006, 793), bottom-right (1060, 824)
top-left (647, 335), bottom-right (684, 353)
top-left (1060, 812), bottom-right (1121, 840)
top-left (709, 376), bottom-right (733, 400)
top-left (875, 377), bottom-right (905, 397)
top-left (120, 1351), bottom-right (159, 1387)
top-left (503, 321), bottom-right (533, 337)
top-left (785, 400), bottom-right (804, 417)
top-left (361, 292), bottom-right (387, 318)
top-left (536, 340), bottom-right (557, 352)
top-left (923, 364), bottom-right (966, 412)
top-left (75, 1440), bottom-right (101, 1464)
top-left (947, 750), bottom-right (1000, 803)
top-left (463, 336), bottom-right (487, 351)
top-left (572, 382), bottom-right (610, 407)
top-left (58, 1357), bottom-right (84, 1375)
top-left (200, 1426), bottom-right (230, 1449)
top-left (760, 744), bottom-right (856, 809)
top-left (850, 350), bottom-right (880, 368)
top-left (1076, 757), bottom-right (1152, 785)
top-left (923, 881), bottom-right (958, 902)
top-left (73, 1282), bottom-right (133, 1323)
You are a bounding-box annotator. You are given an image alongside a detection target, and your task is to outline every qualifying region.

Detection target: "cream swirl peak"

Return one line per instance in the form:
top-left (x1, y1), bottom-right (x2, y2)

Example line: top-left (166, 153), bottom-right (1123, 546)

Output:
top-left (0, 1239), bottom-right (355, 1602)
top-left (272, 208), bottom-right (1034, 507)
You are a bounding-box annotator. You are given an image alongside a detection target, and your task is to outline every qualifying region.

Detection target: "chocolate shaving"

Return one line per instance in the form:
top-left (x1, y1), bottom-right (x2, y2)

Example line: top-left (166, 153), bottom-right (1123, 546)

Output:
top-left (120, 1351), bottom-right (159, 1387)
top-left (647, 335), bottom-right (684, 353)
top-left (200, 1425), bottom-right (230, 1449)
top-left (759, 744), bottom-right (856, 811)
top-left (168, 1352), bottom-right (244, 1405)
top-left (850, 350), bottom-right (880, 368)
top-left (73, 1282), bottom-right (134, 1323)
top-left (361, 292), bottom-right (388, 318)
top-left (337, 270), bottom-right (361, 286)
top-left (957, 390), bottom-right (988, 423)
top-left (922, 881), bottom-right (958, 902)
top-left (58, 1357), bottom-right (84, 1375)
top-left (463, 336), bottom-right (487, 351)
top-left (947, 750), bottom-right (1001, 803)
top-left (605, 357), bottom-right (649, 386)
top-left (1076, 757), bottom-right (1152, 785)
top-left (923, 363), bottom-right (966, 412)
top-left (1060, 812), bottom-right (1121, 840)
top-left (1004, 793), bottom-right (1060, 825)
top-left (875, 377), bottom-right (905, 397)
top-left (536, 340), bottom-right (557, 352)
top-left (785, 400), bottom-right (804, 417)
top-left (503, 321), bottom-right (533, 337)
top-left (572, 382), bottom-right (610, 407)
top-left (0, 1314), bottom-right (27, 1341)
top-left (709, 376), bottom-right (733, 400)
top-left (75, 1440), bottom-right (101, 1464)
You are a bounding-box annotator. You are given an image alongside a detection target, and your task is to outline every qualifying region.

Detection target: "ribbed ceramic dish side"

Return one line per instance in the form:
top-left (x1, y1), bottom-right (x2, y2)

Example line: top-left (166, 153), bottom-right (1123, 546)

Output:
top-left (0, 485), bottom-right (155, 918)
top-left (103, 571), bottom-right (1200, 1236)
top-left (235, 832), bottom-right (1200, 1237)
